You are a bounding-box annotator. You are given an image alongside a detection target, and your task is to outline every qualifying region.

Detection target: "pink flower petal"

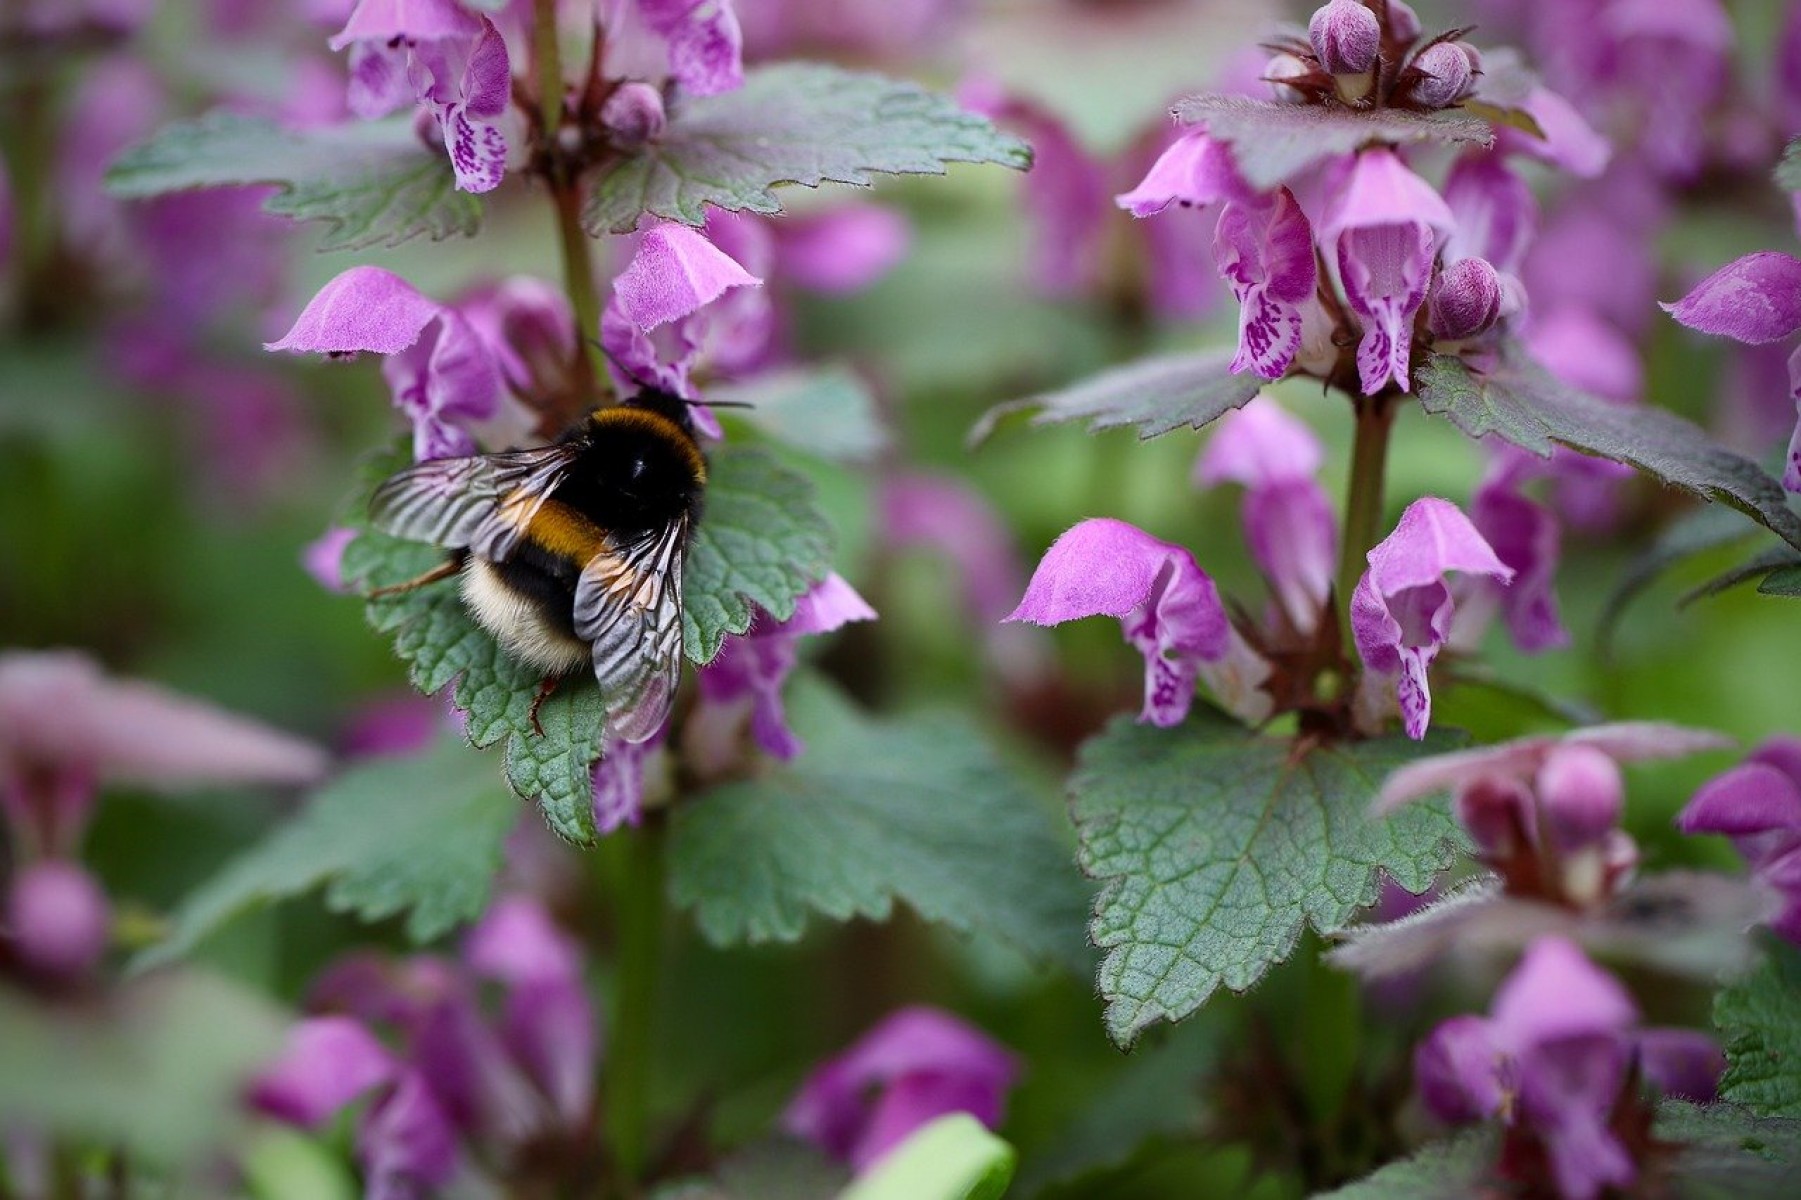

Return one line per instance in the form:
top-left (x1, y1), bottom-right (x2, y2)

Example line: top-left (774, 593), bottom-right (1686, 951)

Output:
top-left (329, 0), bottom-right (482, 51)
top-left (250, 1016), bottom-right (398, 1129)
top-left (1663, 252), bottom-right (1801, 345)
top-left (266, 266), bottom-right (440, 355)
top-left (1194, 396), bottom-right (1324, 488)
top-left (609, 223), bottom-right (763, 333)
top-left (776, 204), bottom-right (911, 295)
top-left (638, 0), bottom-right (744, 96)
top-left (1115, 130), bottom-right (1253, 217)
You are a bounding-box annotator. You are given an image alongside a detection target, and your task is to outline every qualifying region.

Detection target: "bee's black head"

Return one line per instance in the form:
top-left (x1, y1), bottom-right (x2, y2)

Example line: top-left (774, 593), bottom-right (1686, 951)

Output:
top-left (622, 382), bottom-right (698, 436)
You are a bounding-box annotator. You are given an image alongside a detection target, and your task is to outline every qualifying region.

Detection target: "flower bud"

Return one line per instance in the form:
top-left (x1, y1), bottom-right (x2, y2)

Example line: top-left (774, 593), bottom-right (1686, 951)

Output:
top-left (1408, 42), bottom-right (1477, 109)
top-left (1454, 776), bottom-right (1535, 860)
top-left (601, 82), bottom-right (667, 151)
top-left (7, 860), bottom-right (109, 980)
top-left (1265, 52), bottom-right (1311, 103)
top-left (1309, 1), bottom-right (1380, 98)
top-left (1428, 256), bottom-right (1504, 341)
top-left (1537, 744), bottom-right (1624, 853)
top-left (1386, 1), bottom-right (1422, 45)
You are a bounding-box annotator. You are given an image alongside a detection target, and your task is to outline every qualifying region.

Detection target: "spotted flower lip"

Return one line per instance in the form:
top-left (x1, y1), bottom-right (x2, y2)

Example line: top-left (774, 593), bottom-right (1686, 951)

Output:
top-left (1350, 497), bottom-right (1512, 740)
top-left (1216, 190), bottom-right (1317, 381)
top-left (783, 1006), bottom-right (1018, 1172)
top-left (330, 0), bottom-right (512, 193)
top-left (1321, 149), bottom-right (1456, 395)
top-left (636, 0), bottom-right (745, 97)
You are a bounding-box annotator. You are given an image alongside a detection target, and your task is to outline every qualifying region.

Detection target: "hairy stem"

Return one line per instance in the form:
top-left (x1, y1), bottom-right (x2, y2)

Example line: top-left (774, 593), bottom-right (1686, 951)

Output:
top-left (534, 0), bottom-right (607, 409)
top-left (1336, 392), bottom-right (1398, 635)
top-left (603, 825), bottom-right (665, 1195)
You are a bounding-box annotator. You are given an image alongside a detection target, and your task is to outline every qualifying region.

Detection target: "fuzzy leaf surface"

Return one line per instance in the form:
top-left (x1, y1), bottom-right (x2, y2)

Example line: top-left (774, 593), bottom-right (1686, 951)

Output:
top-left (668, 678), bottom-right (1091, 973)
top-left (136, 739), bottom-right (517, 968)
top-left (654, 1141), bottom-right (850, 1200)
top-left (1320, 1104), bottom-right (1801, 1198)
top-left (968, 348), bottom-right (1262, 445)
top-left (0, 972), bottom-right (285, 1165)
top-left (683, 445), bottom-right (837, 663)
top-left (340, 443), bottom-right (831, 835)
top-left (1717, 941), bottom-right (1801, 1118)
top-left (1171, 95), bottom-right (1493, 191)
top-left (584, 63), bottom-right (1030, 233)
top-left (1414, 349), bottom-right (1801, 550)
top-left (105, 112), bottom-right (478, 251)
top-left (1072, 713), bottom-right (1463, 1046)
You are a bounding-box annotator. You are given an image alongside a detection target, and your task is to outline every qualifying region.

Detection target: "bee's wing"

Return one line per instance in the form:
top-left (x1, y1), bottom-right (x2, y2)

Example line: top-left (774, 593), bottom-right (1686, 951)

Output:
top-left (572, 517), bottom-right (690, 744)
top-left (368, 445), bottom-right (580, 561)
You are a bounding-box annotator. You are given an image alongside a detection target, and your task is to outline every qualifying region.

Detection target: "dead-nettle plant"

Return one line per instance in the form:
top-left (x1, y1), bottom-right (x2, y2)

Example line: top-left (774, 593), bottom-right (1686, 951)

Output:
top-left (984, 0), bottom-right (1801, 1195)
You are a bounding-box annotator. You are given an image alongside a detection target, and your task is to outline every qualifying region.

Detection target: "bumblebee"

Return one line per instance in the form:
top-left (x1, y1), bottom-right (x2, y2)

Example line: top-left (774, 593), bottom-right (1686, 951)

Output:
top-left (368, 386), bottom-right (705, 742)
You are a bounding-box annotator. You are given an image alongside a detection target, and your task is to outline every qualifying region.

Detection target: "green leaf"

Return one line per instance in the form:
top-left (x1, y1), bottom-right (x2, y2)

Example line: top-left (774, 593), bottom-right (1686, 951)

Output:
top-left (1679, 546), bottom-right (1801, 607)
top-left (105, 112), bottom-right (479, 251)
top-left (968, 348), bottom-right (1263, 445)
top-left (1762, 564), bottom-right (1801, 595)
top-left (584, 63), bottom-right (1031, 234)
top-left (1776, 137), bottom-right (1801, 192)
top-left (1600, 505), bottom-right (1760, 647)
top-left (840, 1115), bottom-right (1016, 1200)
top-left (1319, 1104), bottom-right (1801, 1199)
top-left (1414, 348), bottom-right (1801, 551)
top-left (1072, 712), bottom-right (1464, 1046)
top-left (1717, 941), bottom-right (1801, 1118)
top-left (683, 444), bottom-right (837, 663)
top-left (340, 442), bottom-right (832, 835)
top-left (136, 738), bottom-right (517, 969)
top-left (0, 970), bottom-right (286, 1165)
top-left (713, 365), bottom-right (890, 463)
top-left (668, 677), bottom-right (1092, 973)
top-left (1171, 95), bottom-right (1493, 191)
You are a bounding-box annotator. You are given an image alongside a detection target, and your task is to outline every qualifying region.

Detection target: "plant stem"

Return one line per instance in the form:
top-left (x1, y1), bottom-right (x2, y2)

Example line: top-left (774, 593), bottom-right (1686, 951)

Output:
top-left (603, 825), bottom-right (665, 1195)
top-left (533, 0), bottom-right (606, 408)
top-left (1336, 391), bottom-right (1398, 630)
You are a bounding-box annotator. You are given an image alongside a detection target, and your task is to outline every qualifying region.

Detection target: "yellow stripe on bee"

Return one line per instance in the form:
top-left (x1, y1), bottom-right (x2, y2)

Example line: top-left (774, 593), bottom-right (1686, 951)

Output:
top-left (590, 407), bottom-right (708, 484)
top-left (524, 500), bottom-right (608, 560)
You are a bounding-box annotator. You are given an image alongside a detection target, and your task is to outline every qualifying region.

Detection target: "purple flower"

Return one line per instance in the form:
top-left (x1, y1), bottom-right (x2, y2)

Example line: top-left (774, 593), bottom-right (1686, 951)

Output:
top-left (1008, 519), bottom-right (1271, 725)
top-left (1414, 937), bottom-right (1647, 1200)
top-left (1114, 130), bottom-right (1252, 219)
top-left (268, 266), bottom-right (504, 461)
top-left (339, 692), bottom-right (445, 759)
top-left (1193, 398), bottom-right (1338, 635)
top-left (1376, 721), bottom-right (1727, 904)
top-left (590, 725), bottom-right (665, 835)
top-left (783, 1006), bottom-right (1018, 1172)
top-left (1216, 189), bottom-right (1318, 381)
top-left (5, 861), bottom-right (111, 983)
top-left (1321, 149), bottom-right (1455, 395)
top-left (1664, 252), bottom-right (1801, 489)
top-left (880, 474), bottom-right (1027, 628)
top-left (1464, 450), bottom-right (1570, 653)
top-left (636, 0), bottom-right (744, 97)
top-left (773, 204), bottom-right (911, 296)
top-left (1428, 257), bottom-right (1505, 343)
top-left (600, 222), bottom-right (764, 420)
top-left (303, 526), bottom-right (358, 593)
top-left (696, 573), bottom-right (877, 761)
top-left (455, 275), bottom-right (575, 400)
top-left (1678, 739), bottom-right (1801, 943)
top-left (250, 1015), bottom-right (400, 1128)
top-left (330, 0), bottom-right (513, 192)
top-left (1350, 498), bottom-right (1512, 740)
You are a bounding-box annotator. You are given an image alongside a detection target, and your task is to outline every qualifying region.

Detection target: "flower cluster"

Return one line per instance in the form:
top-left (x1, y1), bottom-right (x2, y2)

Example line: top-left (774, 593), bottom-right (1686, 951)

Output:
top-left (251, 896), bottom-right (599, 1196)
top-left (1414, 936), bottom-right (1721, 1200)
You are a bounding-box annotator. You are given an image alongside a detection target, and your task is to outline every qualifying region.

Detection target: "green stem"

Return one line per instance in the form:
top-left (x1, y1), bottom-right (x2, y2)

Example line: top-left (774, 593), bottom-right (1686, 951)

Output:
top-left (532, 0), bottom-right (564, 135)
top-left (603, 825), bottom-right (665, 1195)
top-left (1336, 392), bottom-right (1397, 629)
top-left (533, 0), bottom-right (606, 408)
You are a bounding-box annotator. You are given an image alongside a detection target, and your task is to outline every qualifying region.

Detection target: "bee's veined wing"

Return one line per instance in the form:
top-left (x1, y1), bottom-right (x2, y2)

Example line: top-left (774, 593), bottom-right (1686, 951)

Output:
top-left (572, 517), bottom-right (690, 744)
top-left (367, 444), bottom-right (581, 561)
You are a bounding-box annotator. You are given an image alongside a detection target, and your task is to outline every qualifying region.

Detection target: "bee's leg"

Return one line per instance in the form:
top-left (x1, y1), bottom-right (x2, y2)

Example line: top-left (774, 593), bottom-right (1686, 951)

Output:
top-left (367, 554), bottom-right (461, 599)
top-left (528, 675), bottom-right (562, 738)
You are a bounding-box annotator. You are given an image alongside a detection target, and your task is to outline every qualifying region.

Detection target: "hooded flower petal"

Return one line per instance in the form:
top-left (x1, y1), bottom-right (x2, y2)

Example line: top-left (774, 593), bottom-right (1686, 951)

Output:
top-left (638, 0), bottom-right (744, 96)
top-left (1323, 150), bottom-right (1454, 394)
top-left (1492, 84), bottom-right (1611, 179)
top-left (266, 266), bottom-right (441, 355)
top-left (1351, 498), bottom-right (1512, 739)
top-left (357, 1070), bottom-right (460, 1199)
top-left (251, 1016), bottom-right (399, 1129)
top-left (601, 222), bottom-right (764, 404)
top-left (1414, 1014), bottom-right (1504, 1123)
top-left (697, 574), bottom-right (876, 760)
top-left (1008, 519), bottom-right (1236, 726)
top-left (783, 1006), bottom-right (1017, 1171)
top-left (1636, 1028), bottom-right (1723, 1103)
top-left (1678, 762), bottom-right (1801, 840)
top-left (328, 0), bottom-right (481, 50)
top-left (1665, 252), bottom-right (1801, 346)
top-left (1194, 396), bottom-right (1325, 487)
top-left (1115, 130), bottom-right (1253, 217)
top-left (1215, 189), bottom-right (1316, 380)
top-left (1469, 463), bottom-right (1567, 652)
